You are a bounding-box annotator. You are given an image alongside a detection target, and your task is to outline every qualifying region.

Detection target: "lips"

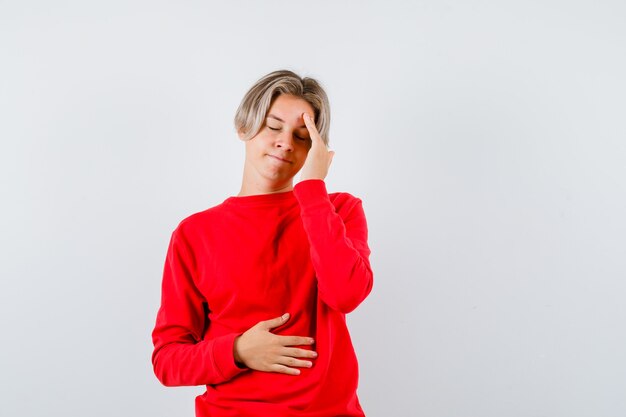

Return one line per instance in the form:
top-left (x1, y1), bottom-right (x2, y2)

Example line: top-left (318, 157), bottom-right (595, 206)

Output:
top-left (268, 154), bottom-right (292, 163)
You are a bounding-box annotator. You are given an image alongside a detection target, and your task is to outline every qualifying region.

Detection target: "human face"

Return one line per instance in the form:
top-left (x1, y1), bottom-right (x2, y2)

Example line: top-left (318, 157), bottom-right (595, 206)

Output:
top-left (239, 94), bottom-right (314, 194)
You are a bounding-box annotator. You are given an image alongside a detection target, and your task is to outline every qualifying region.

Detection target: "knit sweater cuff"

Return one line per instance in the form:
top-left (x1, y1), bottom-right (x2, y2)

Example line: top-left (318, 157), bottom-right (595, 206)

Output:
top-left (211, 332), bottom-right (248, 381)
top-left (293, 179), bottom-right (330, 209)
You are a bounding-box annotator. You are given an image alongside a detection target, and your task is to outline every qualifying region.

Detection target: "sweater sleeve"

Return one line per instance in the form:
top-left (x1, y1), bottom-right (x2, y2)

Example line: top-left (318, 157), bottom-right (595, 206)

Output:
top-left (151, 228), bottom-right (248, 387)
top-left (293, 179), bottom-right (374, 313)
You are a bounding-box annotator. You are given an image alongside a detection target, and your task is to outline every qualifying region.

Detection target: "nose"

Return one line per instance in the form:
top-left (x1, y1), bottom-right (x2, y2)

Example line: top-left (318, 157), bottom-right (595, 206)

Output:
top-left (275, 130), bottom-right (295, 151)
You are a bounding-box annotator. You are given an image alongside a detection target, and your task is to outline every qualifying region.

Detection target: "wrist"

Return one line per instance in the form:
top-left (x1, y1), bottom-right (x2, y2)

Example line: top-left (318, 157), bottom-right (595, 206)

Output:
top-left (233, 335), bottom-right (247, 368)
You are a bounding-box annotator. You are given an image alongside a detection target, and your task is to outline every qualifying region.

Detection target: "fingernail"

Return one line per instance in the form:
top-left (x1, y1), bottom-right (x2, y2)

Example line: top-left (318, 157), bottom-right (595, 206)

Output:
top-left (282, 313), bottom-right (290, 320)
top-left (312, 351), bottom-right (318, 358)
top-left (309, 338), bottom-right (315, 344)
top-left (307, 362), bottom-right (313, 368)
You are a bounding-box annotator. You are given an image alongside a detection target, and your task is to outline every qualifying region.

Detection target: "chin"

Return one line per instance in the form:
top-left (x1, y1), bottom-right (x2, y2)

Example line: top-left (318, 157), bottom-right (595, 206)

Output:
top-left (260, 170), bottom-right (292, 182)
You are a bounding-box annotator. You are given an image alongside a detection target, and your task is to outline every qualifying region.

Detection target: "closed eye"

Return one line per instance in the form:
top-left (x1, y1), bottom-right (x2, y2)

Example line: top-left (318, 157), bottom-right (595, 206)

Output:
top-left (268, 126), bottom-right (309, 141)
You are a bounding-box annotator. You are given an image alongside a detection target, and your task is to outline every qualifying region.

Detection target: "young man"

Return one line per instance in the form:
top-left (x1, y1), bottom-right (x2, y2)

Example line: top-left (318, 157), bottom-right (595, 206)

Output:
top-left (152, 70), bottom-right (374, 416)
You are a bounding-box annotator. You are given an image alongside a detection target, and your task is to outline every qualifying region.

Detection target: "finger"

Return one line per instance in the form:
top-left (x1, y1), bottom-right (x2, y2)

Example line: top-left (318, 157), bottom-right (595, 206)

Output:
top-left (281, 347), bottom-right (318, 359)
top-left (271, 364), bottom-right (301, 376)
top-left (277, 335), bottom-right (315, 346)
top-left (259, 313), bottom-right (290, 330)
top-left (302, 112), bottom-right (316, 130)
top-left (277, 356), bottom-right (314, 369)
top-left (303, 113), bottom-right (323, 144)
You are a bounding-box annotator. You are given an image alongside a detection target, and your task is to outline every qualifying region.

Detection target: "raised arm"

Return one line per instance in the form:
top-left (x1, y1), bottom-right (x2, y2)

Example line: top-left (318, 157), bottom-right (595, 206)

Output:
top-left (295, 112), bottom-right (373, 313)
top-left (294, 179), bottom-right (373, 313)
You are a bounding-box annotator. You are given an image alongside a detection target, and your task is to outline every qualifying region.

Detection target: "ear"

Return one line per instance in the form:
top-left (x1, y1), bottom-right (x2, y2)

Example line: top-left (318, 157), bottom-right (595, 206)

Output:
top-left (237, 129), bottom-right (247, 141)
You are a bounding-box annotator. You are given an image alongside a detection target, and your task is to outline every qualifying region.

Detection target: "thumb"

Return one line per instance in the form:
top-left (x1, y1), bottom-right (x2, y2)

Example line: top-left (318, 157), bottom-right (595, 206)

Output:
top-left (260, 313), bottom-right (290, 330)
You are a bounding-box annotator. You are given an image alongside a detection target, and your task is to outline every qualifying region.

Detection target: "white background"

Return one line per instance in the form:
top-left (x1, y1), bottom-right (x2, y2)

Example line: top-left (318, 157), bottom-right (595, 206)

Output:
top-left (1, 1), bottom-right (625, 416)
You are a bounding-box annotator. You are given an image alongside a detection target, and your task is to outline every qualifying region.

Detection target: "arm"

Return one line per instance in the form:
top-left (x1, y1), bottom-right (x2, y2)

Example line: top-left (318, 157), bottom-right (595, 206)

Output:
top-left (293, 179), bottom-right (374, 313)
top-left (296, 112), bottom-right (373, 313)
top-left (151, 229), bottom-right (247, 387)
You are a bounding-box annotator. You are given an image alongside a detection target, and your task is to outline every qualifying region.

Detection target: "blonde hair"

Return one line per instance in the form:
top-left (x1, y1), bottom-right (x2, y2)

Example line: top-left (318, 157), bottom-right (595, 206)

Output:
top-left (234, 70), bottom-right (331, 145)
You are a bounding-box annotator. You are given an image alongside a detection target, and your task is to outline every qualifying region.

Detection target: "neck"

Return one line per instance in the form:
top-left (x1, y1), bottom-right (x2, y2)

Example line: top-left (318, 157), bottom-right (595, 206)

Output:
top-left (238, 173), bottom-right (294, 197)
top-left (237, 183), bottom-right (293, 197)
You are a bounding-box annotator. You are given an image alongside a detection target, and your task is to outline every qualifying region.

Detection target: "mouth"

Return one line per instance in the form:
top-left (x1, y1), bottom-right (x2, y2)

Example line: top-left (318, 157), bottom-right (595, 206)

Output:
top-left (268, 154), bottom-right (292, 164)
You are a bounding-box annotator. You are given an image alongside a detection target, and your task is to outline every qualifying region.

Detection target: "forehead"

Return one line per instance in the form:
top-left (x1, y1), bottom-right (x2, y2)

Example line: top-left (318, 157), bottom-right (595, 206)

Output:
top-left (266, 94), bottom-right (314, 124)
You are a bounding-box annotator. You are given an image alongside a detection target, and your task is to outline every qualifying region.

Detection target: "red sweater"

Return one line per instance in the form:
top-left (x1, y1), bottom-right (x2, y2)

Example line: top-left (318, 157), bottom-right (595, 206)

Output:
top-left (151, 179), bottom-right (373, 417)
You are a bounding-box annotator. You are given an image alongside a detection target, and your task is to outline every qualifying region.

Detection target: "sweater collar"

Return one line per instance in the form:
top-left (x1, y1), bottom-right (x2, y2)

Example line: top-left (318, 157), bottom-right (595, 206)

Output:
top-left (223, 190), bottom-right (296, 207)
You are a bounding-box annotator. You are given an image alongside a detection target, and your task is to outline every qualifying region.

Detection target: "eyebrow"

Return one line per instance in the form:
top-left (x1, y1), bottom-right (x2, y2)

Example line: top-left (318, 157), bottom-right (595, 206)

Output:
top-left (267, 114), bottom-right (306, 128)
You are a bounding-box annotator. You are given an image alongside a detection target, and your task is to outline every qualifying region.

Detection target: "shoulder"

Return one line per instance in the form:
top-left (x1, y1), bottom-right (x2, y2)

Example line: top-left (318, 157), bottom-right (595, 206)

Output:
top-left (328, 191), bottom-right (363, 209)
top-left (295, 179), bottom-right (364, 211)
top-left (327, 191), bottom-right (367, 222)
top-left (171, 200), bottom-right (228, 240)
